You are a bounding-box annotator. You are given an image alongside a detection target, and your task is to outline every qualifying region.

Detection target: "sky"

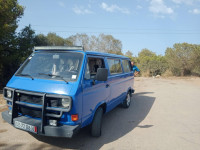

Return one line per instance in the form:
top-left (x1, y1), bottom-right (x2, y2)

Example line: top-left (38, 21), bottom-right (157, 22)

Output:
top-left (17, 0), bottom-right (200, 56)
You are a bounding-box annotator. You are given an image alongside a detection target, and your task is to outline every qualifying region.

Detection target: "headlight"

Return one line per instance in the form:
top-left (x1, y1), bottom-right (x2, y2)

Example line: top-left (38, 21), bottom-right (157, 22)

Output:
top-left (7, 90), bottom-right (12, 98)
top-left (62, 98), bottom-right (72, 111)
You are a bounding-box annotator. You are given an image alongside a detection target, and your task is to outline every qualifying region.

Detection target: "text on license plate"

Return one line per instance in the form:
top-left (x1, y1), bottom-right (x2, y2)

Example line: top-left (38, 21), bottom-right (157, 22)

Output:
top-left (14, 121), bottom-right (37, 133)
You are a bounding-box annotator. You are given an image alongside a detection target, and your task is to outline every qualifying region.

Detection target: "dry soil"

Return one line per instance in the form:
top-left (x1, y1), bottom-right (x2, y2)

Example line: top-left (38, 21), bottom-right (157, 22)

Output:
top-left (0, 77), bottom-right (200, 150)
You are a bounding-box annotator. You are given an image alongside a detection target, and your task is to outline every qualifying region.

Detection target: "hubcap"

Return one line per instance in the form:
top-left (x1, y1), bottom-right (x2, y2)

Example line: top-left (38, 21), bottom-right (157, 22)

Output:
top-left (126, 94), bottom-right (131, 106)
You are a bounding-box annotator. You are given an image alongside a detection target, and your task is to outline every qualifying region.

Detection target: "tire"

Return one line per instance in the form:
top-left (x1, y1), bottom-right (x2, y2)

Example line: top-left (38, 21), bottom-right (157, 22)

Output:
top-left (122, 92), bottom-right (131, 108)
top-left (91, 107), bottom-right (103, 137)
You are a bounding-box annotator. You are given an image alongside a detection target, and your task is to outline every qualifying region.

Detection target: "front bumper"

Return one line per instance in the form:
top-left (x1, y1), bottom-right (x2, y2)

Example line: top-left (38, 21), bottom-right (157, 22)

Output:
top-left (2, 110), bottom-right (80, 138)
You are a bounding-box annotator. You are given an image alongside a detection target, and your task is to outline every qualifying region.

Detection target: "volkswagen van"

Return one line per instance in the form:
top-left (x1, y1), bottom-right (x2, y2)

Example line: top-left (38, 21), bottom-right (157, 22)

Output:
top-left (2, 46), bottom-right (134, 137)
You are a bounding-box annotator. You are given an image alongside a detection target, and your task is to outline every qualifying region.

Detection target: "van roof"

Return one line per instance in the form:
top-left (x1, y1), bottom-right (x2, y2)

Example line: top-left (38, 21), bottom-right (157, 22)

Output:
top-left (34, 46), bottom-right (84, 51)
top-left (85, 51), bottom-right (129, 59)
top-left (34, 46), bottom-right (129, 59)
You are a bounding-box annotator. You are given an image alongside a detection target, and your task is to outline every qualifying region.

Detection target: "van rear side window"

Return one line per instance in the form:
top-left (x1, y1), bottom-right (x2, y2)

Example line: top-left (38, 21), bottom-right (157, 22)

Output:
top-left (122, 60), bottom-right (131, 73)
top-left (107, 59), bottom-right (122, 74)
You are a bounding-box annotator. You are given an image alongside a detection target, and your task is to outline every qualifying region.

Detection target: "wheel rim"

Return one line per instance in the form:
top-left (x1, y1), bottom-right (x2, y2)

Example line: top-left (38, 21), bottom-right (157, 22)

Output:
top-left (126, 94), bottom-right (131, 106)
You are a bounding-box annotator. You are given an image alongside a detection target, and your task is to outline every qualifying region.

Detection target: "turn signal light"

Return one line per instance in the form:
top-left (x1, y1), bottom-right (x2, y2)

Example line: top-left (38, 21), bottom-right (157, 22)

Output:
top-left (71, 114), bottom-right (78, 121)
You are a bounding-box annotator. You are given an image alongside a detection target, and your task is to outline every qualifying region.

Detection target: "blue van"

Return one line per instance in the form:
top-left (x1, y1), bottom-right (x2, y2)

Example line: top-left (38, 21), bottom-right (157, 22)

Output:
top-left (2, 46), bottom-right (134, 137)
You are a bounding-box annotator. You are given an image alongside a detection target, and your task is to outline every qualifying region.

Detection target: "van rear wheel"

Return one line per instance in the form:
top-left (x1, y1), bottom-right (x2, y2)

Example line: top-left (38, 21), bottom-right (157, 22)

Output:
top-left (122, 92), bottom-right (131, 108)
top-left (91, 107), bottom-right (103, 137)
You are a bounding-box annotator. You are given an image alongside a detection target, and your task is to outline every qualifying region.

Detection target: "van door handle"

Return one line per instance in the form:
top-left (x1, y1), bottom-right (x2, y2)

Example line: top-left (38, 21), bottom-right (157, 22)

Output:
top-left (106, 84), bottom-right (110, 88)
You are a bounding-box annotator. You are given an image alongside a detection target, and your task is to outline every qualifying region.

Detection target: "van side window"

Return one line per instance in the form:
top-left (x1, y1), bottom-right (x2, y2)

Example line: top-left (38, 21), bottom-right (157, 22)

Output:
top-left (122, 60), bottom-right (131, 73)
top-left (84, 57), bottom-right (105, 80)
top-left (107, 59), bottom-right (122, 74)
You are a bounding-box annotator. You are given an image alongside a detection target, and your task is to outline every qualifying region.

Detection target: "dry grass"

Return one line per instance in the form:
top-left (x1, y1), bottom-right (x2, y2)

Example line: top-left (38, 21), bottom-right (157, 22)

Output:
top-left (162, 69), bottom-right (174, 77)
top-left (0, 94), bottom-right (8, 112)
top-left (141, 70), bottom-right (151, 77)
top-left (0, 94), bottom-right (6, 105)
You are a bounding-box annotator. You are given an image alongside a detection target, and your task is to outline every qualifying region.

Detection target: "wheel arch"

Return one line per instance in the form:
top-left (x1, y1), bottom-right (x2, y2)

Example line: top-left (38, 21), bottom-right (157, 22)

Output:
top-left (91, 102), bottom-right (107, 122)
top-left (127, 87), bottom-right (133, 96)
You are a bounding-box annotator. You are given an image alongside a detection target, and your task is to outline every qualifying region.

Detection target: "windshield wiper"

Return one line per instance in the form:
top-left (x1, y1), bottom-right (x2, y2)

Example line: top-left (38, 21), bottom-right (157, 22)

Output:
top-left (16, 73), bottom-right (34, 80)
top-left (38, 73), bottom-right (68, 84)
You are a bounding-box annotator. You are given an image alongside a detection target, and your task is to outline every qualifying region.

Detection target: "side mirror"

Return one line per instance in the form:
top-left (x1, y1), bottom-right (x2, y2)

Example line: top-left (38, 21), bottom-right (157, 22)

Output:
top-left (95, 68), bottom-right (108, 81)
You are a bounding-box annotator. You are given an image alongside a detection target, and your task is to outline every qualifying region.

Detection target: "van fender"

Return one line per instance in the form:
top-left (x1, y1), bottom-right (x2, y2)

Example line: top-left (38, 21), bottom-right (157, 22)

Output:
top-left (90, 101), bottom-right (106, 123)
top-left (80, 101), bottom-right (106, 128)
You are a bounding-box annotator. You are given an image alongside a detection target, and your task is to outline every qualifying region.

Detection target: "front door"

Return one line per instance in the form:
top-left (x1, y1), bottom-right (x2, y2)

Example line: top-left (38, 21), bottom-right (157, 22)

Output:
top-left (82, 56), bottom-right (110, 126)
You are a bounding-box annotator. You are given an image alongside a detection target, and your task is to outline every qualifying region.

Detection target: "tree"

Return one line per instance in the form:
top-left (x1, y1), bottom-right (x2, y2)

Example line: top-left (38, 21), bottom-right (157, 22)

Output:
top-left (17, 25), bottom-right (35, 62)
top-left (97, 34), bottom-right (122, 53)
top-left (0, 0), bottom-right (24, 45)
top-left (68, 33), bottom-right (90, 49)
top-left (68, 33), bottom-right (122, 54)
top-left (34, 33), bottom-right (73, 46)
top-left (125, 50), bottom-right (133, 57)
top-left (165, 43), bottom-right (194, 76)
top-left (47, 33), bottom-right (70, 46)
top-left (138, 48), bottom-right (156, 58)
top-left (191, 44), bottom-right (200, 76)
top-left (0, 0), bottom-right (24, 88)
top-left (137, 49), bottom-right (167, 76)
top-left (34, 34), bottom-right (49, 46)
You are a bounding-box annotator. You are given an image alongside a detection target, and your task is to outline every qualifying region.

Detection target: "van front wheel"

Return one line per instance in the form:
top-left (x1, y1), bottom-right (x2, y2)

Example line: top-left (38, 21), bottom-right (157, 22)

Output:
top-left (122, 92), bottom-right (131, 108)
top-left (91, 107), bottom-right (103, 137)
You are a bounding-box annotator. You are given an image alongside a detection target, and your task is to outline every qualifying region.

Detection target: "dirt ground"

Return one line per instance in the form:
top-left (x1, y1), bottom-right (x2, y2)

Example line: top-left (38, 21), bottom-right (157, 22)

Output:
top-left (0, 94), bottom-right (7, 112)
top-left (0, 77), bottom-right (200, 150)
top-left (0, 94), bottom-right (6, 105)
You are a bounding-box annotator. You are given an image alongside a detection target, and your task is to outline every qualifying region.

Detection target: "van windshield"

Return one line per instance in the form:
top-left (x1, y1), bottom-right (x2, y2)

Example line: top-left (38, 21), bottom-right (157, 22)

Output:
top-left (16, 52), bottom-right (83, 82)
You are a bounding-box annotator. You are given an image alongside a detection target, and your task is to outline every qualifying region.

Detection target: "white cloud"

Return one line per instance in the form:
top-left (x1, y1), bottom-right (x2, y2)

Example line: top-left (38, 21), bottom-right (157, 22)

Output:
top-left (149, 0), bottom-right (174, 15)
top-left (172, 0), bottom-right (186, 4)
top-left (101, 2), bottom-right (130, 14)
top-left (73, 6), bottom-right (94, 15)
top-left (189, 8), bottom-right (200, 14)
top-left (172, 0), bottom-right (200, 5)
top-left (58, 1), bottom-right (66, 8)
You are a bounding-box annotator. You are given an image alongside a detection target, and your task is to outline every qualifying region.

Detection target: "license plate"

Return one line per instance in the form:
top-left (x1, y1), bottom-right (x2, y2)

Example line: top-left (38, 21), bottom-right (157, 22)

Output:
top-left (14, 121), bottom-right (37, 133)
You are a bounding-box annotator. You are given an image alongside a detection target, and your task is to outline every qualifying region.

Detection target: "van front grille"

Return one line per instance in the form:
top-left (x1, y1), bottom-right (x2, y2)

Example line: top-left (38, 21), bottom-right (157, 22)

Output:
top-left (18, 93), bottom-right (43, 118)
top-left (19, 94), bottom-right (43, 105)
top-left (20, 107), bottom-right (42, 118)
top-left (12, 90), bottom-right (65, 119)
